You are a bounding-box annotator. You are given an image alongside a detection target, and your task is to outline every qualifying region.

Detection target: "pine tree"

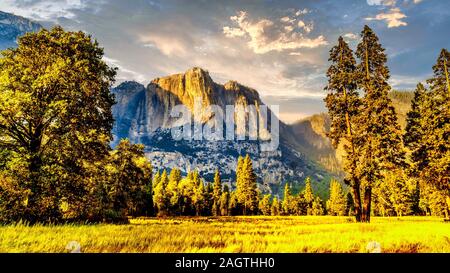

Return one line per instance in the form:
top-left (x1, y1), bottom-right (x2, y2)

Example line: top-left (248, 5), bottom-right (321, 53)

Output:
top-left (282, 183), bottom-right (293, 215)
top-left (324, 36), bottom-right (363, 221)
top-left (235, 156), bottom-right (245, 215)
top-left (405, 83), bottom-right (429, 176)
top-left (303, 177), bottom-right (315, 215)
top-left (167, 168), bottom-right (181, 215)
top-left (193, 177), bottom-right (205, 216)
top-left (241, 155), bottom-right (259, 215)
top-left (220, 184), bottom-right (230, 216)
top-left (271, 196), bottom-right (281, 216)
top-left (235, 155), bottom-right (258, 215)
top-left (259, 194), bottom-right (272, 216)
top-left (326, 179), bottom-right (347, 216)
top-left (405, 49), bottom-right (450, 219)
top-left (153, 170), bottom-right (169, 216)
top-left (229, 191), bottom-right (240, 216)
top-left (423, 49), bottom-right (450, 218)
top-left (355, 25), bottom-right (405, 222)
top-left (212, 169), bottom-right (222, 216)
top-left (311, 197), bottom-right (324, 216)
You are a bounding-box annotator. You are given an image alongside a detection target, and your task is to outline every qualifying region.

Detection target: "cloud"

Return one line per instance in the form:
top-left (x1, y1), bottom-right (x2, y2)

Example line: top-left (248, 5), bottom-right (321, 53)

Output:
top-left (0, 0), bottom-right (96, 22)
top-left (389, 74), bottom-right (428, 89)
top-left (366, 8), bottom-right (407, 28)
top-left (103, 56), bottom-right (147, 83)
top-left (223, 11), bottom-right (327, 54)
top-left (366, 0), bottom-right (397, 6)
top-left (223, 26), bottom-right (246, 38)
top-left (295, 8), bottom-right (309, 16)
top-left (343, 33), bottom-right (358, 39)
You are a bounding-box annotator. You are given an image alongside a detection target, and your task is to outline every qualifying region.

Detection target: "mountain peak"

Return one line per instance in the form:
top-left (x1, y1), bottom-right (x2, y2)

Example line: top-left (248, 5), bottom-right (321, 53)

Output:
top-left (0, 11), bottom-right (42, 50)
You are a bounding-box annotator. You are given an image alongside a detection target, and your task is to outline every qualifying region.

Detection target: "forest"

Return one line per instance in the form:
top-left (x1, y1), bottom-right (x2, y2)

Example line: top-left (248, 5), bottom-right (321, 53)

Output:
top-left (0, 25), bottom-right (448, 224)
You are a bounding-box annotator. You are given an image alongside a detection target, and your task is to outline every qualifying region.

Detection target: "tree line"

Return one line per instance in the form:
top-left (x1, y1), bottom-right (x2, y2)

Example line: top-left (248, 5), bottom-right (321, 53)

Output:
top-left (151, 155), bottom-right (349, 217)
top-left (324, 25), bottom-right (449, 222)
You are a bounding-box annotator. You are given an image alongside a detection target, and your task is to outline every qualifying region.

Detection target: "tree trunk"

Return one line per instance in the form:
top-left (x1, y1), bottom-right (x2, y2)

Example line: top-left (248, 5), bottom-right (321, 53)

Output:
top-left (362, 187), bottom-right (372, 222)
top-left (351, 180), bottom-right (363, 222)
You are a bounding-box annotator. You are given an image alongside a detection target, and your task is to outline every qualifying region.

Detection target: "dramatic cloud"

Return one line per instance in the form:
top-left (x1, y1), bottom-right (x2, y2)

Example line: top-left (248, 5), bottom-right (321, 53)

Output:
top-left (366, 8), bottom-right (407, 28)
top-left (0, 0), bottom-right (444, 122)
top-left (222, 11), bottom-right (327, 54)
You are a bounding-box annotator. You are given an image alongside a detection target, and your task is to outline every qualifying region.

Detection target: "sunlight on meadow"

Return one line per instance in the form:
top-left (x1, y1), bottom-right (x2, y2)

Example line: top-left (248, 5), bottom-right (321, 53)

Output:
top-left (0, 216), bottom-right (448, 253)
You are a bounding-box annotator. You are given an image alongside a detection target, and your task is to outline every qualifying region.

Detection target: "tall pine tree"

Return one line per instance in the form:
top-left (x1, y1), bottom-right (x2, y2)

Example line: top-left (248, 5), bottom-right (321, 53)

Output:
top-left (212, 169), bottom-right (222, 216)
top-left (355, 25), bottom-right (405, 222)
top-left (324, 36), bottom-right (363, 221)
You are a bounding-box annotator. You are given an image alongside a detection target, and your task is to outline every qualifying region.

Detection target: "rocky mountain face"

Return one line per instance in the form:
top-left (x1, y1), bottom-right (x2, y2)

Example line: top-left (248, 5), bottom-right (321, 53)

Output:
top-left (112, 67), bottom-right (331, 197)
top-left (0, 11), bottom-right (42, 50)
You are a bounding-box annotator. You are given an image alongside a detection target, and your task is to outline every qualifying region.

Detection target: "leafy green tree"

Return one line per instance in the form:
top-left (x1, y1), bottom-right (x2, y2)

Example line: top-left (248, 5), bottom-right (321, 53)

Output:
top-left (103, 140), bottom-right (152, 220)
top-left (0, 27), bottom-right (116, 223)
top-left (355, 25), bottom-right (405, 222)
top-left (324, 36), bottom-right (363, 221)
top-left (212, 169), bottom-right (222, 216)
top-left (177, 175), bottom-right (195, 215)
top-left (259, 194), bottom-right (272, 216)
top-left (326, 180), bottom-right (347, 216)
top-left (167, 168), bottom-right (181, 214)
top-left (154, 170), bottom-right (169, 216)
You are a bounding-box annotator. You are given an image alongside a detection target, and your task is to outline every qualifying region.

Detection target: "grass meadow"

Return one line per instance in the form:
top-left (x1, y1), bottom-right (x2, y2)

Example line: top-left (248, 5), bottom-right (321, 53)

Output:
top-left (0, 216), bottom-right (449, 253)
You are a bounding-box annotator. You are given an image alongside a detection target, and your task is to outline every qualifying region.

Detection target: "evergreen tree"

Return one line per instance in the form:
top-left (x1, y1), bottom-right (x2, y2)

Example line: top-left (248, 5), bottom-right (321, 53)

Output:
top-left (167, 168), bottom-right (181, 214)
top-left (235, 156), bottom-right (245, 214)
top-left (242, 155), bottom-right (259, 215)
top-left (282, 183), bottom-right (293, 215)
top-left (326, 179), bottom-right (347, 216)
top-left (153, 170), bottom-right (169, 216)
top-left (220, 184), bottom-right (230, 216)
top-left (324, 36), bottom-right (363, 221)
top-left (229, 191), bottom-right (240, 216)
top-left (193, 177), bottom-right (205, 216)
top-left (405, 83), bottom-right (429, 177)
top-left (271, 196), bottom-right (281, 216)
top-left (303, 177), bottom-right (315, 215)
top-left (311, 197), bottom-right (325, 216)
top-left (235, 155), bottom-right (258, 215)
top-left (355, 25), bottom-right (405, 222)
top-left (423, 49), bottom-right (450, 218)
top-left (212, 169), bottom-right (222, 216)
top-left (259, 194), bottom-right (272, 216)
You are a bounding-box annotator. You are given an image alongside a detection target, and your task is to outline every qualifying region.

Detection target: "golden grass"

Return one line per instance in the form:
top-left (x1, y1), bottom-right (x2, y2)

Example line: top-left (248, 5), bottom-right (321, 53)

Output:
top-left (0, 216), bottom-right (448, 253)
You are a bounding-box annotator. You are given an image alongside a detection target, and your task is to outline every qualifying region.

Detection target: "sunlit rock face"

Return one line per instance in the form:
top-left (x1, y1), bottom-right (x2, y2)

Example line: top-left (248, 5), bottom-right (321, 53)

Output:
top-left (0, 11), bottom-right (42, 50)
top-left (112, 67), bottom-right (333, 197)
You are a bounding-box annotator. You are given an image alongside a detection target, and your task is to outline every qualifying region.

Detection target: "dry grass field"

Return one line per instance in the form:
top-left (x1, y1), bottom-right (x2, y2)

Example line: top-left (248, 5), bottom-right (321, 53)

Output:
top-left (0, 216), bottom-right (449, 253)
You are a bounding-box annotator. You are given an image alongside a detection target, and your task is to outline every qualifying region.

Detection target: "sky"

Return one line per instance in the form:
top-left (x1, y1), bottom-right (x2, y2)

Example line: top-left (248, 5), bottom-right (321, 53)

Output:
top-left (1, 0), bottom-right (449, 123)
